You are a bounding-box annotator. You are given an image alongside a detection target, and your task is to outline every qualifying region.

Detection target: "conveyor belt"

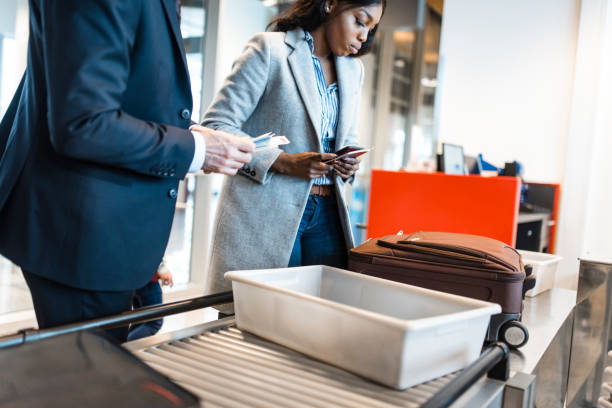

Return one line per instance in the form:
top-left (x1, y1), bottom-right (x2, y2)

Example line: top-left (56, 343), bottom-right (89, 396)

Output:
top-left (127, 320), bottom-right (458, 408)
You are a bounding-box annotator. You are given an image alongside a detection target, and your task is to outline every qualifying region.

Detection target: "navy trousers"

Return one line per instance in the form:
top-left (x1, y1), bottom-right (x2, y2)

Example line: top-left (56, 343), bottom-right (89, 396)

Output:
top-left (127, 280), bottom-right (164, 341)
top-left (288, 194), bottom-right (348, 268)
top-left (22, 270), bottom-right (134, 342)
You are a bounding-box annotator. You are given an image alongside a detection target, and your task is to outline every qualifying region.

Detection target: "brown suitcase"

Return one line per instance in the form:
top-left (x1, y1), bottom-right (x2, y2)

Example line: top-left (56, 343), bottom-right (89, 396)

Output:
top-left (348, 231), bottom-right (531, 348)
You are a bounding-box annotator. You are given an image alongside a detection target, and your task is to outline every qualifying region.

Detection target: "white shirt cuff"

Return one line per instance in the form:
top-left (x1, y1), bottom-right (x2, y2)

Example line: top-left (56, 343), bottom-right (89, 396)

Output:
top-left (188, 130), bottom-right (206, 173)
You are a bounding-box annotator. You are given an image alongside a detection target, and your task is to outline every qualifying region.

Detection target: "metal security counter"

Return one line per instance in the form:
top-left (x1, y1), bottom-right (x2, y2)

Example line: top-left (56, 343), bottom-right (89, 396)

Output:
top-left (4, 265), bottom-right (603, 407)
top-left (120, 287), bottom-right (577, 408)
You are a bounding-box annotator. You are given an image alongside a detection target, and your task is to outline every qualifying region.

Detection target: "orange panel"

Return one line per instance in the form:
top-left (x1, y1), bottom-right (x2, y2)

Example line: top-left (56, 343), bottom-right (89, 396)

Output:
top-left (549, 183), bottom-right (561, 253)
top-left (366, 170), bottom-right (521, 246)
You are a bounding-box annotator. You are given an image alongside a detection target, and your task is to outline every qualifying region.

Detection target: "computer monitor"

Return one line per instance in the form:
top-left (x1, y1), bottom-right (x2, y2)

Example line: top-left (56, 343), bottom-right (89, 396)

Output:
top-left (442, 143), bottom-right (465, 175)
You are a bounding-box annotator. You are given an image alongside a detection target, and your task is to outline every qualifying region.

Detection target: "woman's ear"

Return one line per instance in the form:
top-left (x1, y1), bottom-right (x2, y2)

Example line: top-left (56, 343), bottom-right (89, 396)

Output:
top-left (325, 0), bottom-right (337, 14)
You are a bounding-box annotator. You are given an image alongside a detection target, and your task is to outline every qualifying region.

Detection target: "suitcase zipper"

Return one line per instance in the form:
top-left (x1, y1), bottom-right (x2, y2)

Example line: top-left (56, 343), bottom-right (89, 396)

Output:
top-left (378, 239), bottom-right (518, 272)
top-left (364, 252), bottom-right (525, 282)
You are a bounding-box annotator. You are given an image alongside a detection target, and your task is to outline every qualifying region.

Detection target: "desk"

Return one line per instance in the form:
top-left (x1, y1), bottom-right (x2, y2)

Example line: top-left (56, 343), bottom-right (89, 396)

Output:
top-left (516, 212), bottom-right (551, 252)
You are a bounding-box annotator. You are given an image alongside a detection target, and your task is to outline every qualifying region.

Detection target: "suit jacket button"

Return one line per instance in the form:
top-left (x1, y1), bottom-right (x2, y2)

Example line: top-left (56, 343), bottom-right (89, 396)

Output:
top-left (250, 171), bottom-right (256, 176)
top-left (168, 188), bottom-right (177, 199)
top-left (180, 108), bottom-right (191, 119)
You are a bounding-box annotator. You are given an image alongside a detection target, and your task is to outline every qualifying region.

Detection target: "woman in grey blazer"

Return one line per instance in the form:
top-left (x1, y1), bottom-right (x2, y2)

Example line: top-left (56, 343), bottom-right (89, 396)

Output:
top-left (202, 0), bottom-right (385, 311)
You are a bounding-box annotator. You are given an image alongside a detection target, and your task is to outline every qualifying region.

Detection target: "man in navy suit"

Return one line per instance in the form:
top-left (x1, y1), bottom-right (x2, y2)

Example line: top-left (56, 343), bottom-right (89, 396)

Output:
top-left (0, 0), bottom-right (254, 341)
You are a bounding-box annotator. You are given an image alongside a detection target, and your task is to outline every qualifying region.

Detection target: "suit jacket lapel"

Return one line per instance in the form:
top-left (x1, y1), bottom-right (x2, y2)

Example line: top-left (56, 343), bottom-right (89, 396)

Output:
top-left (335, 56), bottom-right (354, 147)
top-left (160, 0), bottom-right (188, 74)
top-left (286, 30), bottom-right (322, 147)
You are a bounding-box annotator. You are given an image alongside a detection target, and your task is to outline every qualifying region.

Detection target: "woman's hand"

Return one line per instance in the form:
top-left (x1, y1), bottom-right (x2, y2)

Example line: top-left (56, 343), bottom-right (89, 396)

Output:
top-left (272, 152), bottom-right (336, 179)
top-left (333, 156), bottom-right (361, 179)
top-left (157, 260), bottom-right (174, 287)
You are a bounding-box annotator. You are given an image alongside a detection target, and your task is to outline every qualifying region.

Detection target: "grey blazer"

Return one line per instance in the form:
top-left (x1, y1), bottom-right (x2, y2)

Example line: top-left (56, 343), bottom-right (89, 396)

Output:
top-left (202, 28), bottom-right (363, 302)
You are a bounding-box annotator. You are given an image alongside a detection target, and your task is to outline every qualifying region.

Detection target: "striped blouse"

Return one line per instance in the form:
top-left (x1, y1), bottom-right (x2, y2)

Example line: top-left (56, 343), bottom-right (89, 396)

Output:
top-left (305, 31), bottom-right (338, 186)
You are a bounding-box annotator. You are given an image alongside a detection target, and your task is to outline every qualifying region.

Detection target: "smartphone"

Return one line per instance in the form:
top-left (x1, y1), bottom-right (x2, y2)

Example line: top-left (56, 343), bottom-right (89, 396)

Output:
top-left (324, 145), bottom-right (371, 163)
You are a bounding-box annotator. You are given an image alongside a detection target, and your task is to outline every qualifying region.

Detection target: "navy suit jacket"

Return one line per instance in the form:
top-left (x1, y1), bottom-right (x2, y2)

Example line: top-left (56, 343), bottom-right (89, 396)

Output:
top-left (0, 0), bottom-right (196, 291)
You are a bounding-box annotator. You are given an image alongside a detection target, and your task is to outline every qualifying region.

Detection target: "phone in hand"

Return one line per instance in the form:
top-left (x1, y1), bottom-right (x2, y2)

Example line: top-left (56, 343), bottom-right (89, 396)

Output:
top-left (324, 145), bottom-right (371, 164)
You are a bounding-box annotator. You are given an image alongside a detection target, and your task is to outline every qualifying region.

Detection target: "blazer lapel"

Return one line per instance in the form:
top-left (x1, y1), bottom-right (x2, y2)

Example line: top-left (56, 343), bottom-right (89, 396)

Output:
top-left (335, 56), bottom-right (355, 147)
top-left (160, 0), bottom-right (189, 74)
top-left (286, 30), bottom-right (323, 147)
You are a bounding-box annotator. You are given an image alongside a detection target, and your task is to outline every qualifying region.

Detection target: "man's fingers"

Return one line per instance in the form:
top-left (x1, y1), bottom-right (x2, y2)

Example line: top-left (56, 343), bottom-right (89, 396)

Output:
top-left (195, 127), bottom-right (255, 174)
top-left (222, 158), bottom-right (248, 170)
top-left (206, 166), bottom-right (239, 176)
top-left (205, 156), bottom-right (248, 175)
top-left (230, 150), bottom-right (253, 165)
top-left (213, 130), bottom-right (255, 153)
top-left (236, 136), bottom-right (255, 153)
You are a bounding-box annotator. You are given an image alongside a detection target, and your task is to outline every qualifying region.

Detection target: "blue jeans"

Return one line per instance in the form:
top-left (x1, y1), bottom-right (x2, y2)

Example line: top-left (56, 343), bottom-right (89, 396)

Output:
top-left (127, 280), bottom-right (163, 341)
top-left (288, 194), bottom-right (347, 268)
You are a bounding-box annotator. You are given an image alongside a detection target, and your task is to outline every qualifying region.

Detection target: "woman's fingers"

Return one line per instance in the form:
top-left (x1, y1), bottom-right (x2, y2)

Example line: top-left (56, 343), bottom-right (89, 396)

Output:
top-left (334, 157), bottom-right (360, 177)
top-left (341, 157), bottom-right (360, 165)
top-left (318, 153), bottom-right (337, 162)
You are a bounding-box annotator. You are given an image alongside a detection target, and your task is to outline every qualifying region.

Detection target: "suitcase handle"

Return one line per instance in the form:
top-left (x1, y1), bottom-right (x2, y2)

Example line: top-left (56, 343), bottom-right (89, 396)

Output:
top-left (378, 239), bottom-right (518, 272)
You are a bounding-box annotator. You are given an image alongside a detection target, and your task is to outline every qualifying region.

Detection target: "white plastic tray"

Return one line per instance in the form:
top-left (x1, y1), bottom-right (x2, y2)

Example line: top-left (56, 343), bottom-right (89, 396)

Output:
top-left (518, 250), bottom-right (562, 297)
top-left (225, 266), bottom-right (501, 389)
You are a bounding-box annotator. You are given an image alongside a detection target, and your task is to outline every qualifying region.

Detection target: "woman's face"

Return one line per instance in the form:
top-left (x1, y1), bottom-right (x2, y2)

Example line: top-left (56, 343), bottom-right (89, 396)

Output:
top-left (325, 2), bottom-right (384, 57)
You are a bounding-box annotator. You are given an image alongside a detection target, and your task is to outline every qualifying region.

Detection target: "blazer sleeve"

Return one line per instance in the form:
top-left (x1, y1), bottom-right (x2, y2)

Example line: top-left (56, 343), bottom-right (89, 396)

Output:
top-left (41, 0), bottom-right (194, 179)
top-left (201, 33), bottom-right (280, 185)
top-left (337, 60), bottom-right (364, 186)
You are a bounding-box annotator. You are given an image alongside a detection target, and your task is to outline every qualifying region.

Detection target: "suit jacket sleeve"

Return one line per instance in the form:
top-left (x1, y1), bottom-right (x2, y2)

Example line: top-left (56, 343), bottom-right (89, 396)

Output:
top-left (201, 33), bottom-right (280, 185)
top-left (41, 0), bottom-right (194, 178)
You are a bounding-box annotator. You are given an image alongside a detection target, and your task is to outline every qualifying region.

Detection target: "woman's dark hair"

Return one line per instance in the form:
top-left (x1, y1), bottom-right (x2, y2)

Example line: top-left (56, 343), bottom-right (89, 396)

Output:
top-left (268, 0), bottom-right (386, 57)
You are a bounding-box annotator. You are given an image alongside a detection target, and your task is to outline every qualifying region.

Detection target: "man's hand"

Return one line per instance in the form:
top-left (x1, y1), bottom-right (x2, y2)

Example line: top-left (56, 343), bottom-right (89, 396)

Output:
top-left (333, 156), bottom-right (361, 179)
top-left (191, 125), bottom-right (255, 175)
top-left (271, 152), bottom-right (336, 179)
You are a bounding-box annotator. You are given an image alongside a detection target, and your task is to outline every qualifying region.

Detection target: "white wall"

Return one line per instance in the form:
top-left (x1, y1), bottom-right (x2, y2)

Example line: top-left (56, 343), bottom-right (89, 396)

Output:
top-left (212, 0), bottom-right (274, 95)
top-left (0, 0), bottom-right (17, 37)
top-left (0, 0), bottom-right (28, 116)
top-left (435, 0), bottom-right (580, 183)
top-left (556, 0), bottom-right (612, 285)
top-left (436, 0), bottom-right (612, 288)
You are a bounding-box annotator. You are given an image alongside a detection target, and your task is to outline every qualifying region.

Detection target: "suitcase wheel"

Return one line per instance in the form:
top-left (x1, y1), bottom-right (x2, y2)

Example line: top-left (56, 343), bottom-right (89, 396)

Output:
top-left (500, 320), bottom-right (529, 349)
